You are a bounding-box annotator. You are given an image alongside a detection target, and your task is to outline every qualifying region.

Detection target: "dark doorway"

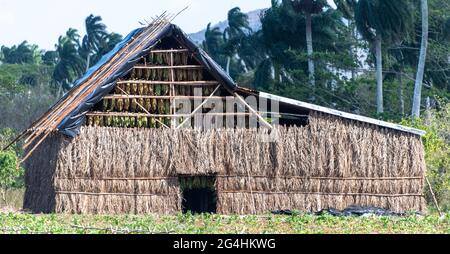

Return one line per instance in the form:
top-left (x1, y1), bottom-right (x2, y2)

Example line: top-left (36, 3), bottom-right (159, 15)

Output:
top-left (179, 176), bottom-right (217, 214)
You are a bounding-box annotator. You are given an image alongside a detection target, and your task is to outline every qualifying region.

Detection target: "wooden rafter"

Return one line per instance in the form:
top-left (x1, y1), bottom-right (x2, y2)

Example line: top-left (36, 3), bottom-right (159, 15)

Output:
top-left (150, 49), bottom-right (189, 53)
top-left (102, 95), bottom-right (227, 100)
top-left (133, 65), bottom-right (203, 70)
top-left (116, 80), bottom-right (218, 85)
top-left (19, 13), bottom-right (175, 163)
top-left (176, 85), bottom-right (221, 129)
top-left (86, 112), bottom-right (253, 118)
top-left (115, 86), bottom-right (169, 129)
top-left (170, 50), bottom-right (176, 128)
top-left (234, 93), bottom-right (273, 129)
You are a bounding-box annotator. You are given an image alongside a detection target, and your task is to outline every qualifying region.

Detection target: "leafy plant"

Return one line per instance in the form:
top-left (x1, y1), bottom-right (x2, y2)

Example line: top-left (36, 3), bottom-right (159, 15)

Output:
top-left (0, 151), bottom-right (22, 205)
top-left (401, 102), bottom-right (450, 211)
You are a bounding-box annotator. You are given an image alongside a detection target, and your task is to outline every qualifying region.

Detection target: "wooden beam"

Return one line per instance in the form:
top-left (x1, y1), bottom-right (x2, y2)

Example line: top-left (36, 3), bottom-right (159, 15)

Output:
top-left (86, 111), bottom-right (252, 118)
top-left (133, 65), bottom-right (203, 70)
top-left (115, 86), bottom-right (169, 129)
top-left (20, 13), bottom-right (174, 163)
top-left (426, 177), bottom-right (443, 216)
top-left (102, 95), bottom-right (227, 100)
top-left (170, 50), bottom-right (176, 128)
top-left (22, 15), bottom-right (172, 151)
top-left (150, 49), bottom-right (189, 53)
top-left (2, 130), bottom-right (29, 151)
top-left (234, 93), bottom-right (273, 129)
top-left (258, 112), bottom-right (309, 118)
top-left (220, 190), bottom-right (423, 197)
top-left (116, 80), bottom-right (218, 86)
top-left (176, 85), bottom-right (221, 129)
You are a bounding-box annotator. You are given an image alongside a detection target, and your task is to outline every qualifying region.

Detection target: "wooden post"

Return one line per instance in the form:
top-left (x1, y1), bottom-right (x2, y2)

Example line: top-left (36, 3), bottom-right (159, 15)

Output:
top-left (234, 93), bottom-right (273, 129)
top-left (116, 86), bottom-right (169, 128)
top-left (426, 176), bottom-right (443, 216)
top-left (170, 50), bottom-right (176, 128)
top-left (176, 85), bottom-right (221, 129)
top-left (2, 130), bottom-right (28, 151)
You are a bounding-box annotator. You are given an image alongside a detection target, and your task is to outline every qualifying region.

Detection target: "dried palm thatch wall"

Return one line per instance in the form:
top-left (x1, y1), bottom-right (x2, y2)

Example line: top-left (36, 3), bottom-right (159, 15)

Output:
top-left (23, 135), bottom-right (60, 213)
top-left (24, 111), bottom-right (427, 214)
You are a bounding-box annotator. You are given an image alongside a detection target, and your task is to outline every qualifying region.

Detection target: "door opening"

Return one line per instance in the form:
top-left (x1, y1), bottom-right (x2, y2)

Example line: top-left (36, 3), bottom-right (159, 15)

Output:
top-left (179, 176), bottom-right (217, 214)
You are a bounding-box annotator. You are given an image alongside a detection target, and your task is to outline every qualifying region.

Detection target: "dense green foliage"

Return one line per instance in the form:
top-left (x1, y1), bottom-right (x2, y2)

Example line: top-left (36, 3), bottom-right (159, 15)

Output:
top-left (202, 0), bottom-right (449, 120)
top-left (0, 213), bottom-right (448, 234)
top-left (402, 103), bottom-right (450, 211)
top-left (0, 151), bottom-right (22, 204)
top-left (0, 64), bottom-right (57, 131)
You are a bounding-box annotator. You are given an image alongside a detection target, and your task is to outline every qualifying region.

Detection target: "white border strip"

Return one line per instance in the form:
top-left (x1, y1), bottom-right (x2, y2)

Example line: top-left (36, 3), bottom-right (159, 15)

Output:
top-left (259, 92), bottom-right (426, 136)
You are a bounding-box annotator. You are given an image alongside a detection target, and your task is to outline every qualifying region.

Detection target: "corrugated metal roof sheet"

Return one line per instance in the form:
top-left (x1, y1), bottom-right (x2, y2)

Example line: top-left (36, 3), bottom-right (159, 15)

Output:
top-left (258, 92), bottom-right (426, 136)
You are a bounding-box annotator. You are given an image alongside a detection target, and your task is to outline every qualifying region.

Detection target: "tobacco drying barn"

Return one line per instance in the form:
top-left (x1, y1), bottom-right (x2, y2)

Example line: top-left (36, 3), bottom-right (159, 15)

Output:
top-left (22, 18), bottom-right (427, 214)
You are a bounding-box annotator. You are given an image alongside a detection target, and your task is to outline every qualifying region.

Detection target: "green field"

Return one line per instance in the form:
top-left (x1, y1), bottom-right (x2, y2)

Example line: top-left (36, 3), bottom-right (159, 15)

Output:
top-left (0, 212), bottom-right (448, 234)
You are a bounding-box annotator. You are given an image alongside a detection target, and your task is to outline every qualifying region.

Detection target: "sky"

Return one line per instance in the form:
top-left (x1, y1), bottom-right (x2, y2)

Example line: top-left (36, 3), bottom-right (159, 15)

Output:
top-left (0, 0), bottom-right (273, 50)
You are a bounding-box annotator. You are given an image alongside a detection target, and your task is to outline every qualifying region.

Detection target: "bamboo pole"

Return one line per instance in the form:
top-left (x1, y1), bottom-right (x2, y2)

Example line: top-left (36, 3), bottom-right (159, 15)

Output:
top-left (426, 176), bottom-right (443, 216)
top-left (24, 13), bottom-right (171, 146)
top-left (23, 14), bottom-right (172, 147)
top-left (170, 50), bottom-right (176, 128)
top-left (234, 93), bottom-right (273, 129)
top-left (176, 85), bottom-right (221, 129)
top-left (55, 191), bottom-right (177, 197)
top-left (134, 65), bottom-right (203, 70)
top-left (103, 95), bottom-right (226, 99)
top-left (117, 80), bottom-right (219, 85)
top-left (86, 112), bottom-right (253, 117)
top-left (2, 130), bottom-right (28, 151)
top-left (29, 13), bottom-right (173, 132)
top-left (21, 13), bottom-right (174, 160)
top-left (217, 175), bottom-right (424, 180)
top-left (20, 130), bottom-right (52, 164)
top-left (115, 86), bottom-right (169, 129)
top-left (220, 191), bottom-right (424, 197)
top-left (150, 49), bottom-right (189, 53)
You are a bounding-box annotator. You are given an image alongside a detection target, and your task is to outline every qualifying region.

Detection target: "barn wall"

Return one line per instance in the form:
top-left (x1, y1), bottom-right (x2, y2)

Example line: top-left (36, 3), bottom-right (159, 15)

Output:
top-left (24, 111), bottom-right (427, 214)
top-left (216, 111), bottom-right (427, 213)
top-left (23, 134), bottom-right (61, 213)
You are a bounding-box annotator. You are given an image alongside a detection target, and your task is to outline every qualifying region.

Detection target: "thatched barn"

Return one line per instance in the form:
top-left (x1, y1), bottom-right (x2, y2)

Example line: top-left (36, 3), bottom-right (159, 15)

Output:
top-left (21, 17), bottom-right (427, 215)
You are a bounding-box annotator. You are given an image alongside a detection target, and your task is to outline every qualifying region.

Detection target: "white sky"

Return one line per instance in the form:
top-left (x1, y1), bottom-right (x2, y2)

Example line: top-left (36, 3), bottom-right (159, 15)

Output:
top-left (0, 0), bottom-right (336, 51)
top-left (0, 0), bottom-right (272, 50)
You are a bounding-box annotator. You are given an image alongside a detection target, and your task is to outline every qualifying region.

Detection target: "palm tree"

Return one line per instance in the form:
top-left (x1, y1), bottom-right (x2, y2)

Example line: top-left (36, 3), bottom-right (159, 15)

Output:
top-left (255, 0), bottom-right (347, 96)
top-left (91, 32), bottom-right (123, 64)
top-left (333, 0), bottom-right (356, 19)
top-left (81, 15), bottom-right (107, 71)
top-left (334, 0), bottom-right (358, 78)
top-left (202, 23), bottom-right (223, 59)
top-left (223, 7), bottom-right (252, 75)
top-left (0, 41), bottom-right (40, 64)
top-left (291, 0), bottom-right (327, 87)
top-left (42, 50), bottom-right (59, 66)
top-left (238, 31), bottom-right (267, 71)
top-left (53, 29), bottom-right (85, 93)
top-left (412, 0), bottom-right (429, 118)
top-left (66, 28), bottom-right (82, 47)
top-left (355, 0), bottom-right (414, 114)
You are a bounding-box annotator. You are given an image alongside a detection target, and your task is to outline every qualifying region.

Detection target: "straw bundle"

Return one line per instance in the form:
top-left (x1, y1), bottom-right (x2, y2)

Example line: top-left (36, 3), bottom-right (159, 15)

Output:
top-left (24, 111), bottom-right (427, 214)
